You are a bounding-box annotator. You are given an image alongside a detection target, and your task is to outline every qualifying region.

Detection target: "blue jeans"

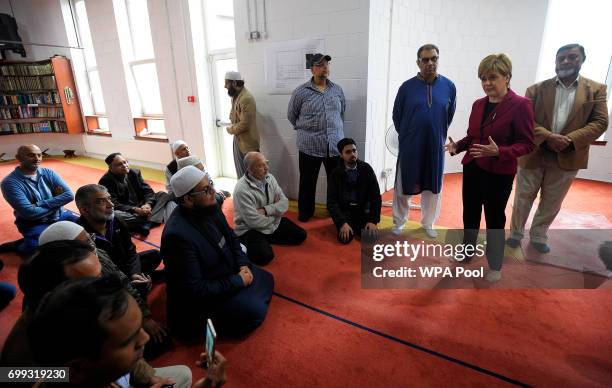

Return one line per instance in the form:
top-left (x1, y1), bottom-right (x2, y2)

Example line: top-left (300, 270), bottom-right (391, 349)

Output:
top-left (17, 210), bottom-right (79, 255)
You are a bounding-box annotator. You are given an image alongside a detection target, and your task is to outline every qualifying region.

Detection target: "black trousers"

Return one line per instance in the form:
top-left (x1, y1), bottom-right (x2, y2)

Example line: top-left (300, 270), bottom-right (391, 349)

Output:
top-left (298, 151), bottom-right (340, 220)
top-left (336, 206), bottom-right (367, 244)
top-left (462, 161), bottom-right (514, 271)
top-left (138, 249), bottom-right (163, 274)
top-left (240, 217), bottom-right (307, 265)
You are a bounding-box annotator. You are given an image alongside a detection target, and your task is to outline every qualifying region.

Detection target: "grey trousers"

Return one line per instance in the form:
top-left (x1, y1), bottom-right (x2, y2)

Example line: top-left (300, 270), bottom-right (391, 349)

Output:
top-left (233, 136), bottom-right (247, 179)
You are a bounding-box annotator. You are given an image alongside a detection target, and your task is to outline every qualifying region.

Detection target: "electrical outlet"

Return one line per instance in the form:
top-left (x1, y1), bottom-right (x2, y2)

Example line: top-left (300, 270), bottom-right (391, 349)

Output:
top-left (249, 31), bottom-right (261, 39)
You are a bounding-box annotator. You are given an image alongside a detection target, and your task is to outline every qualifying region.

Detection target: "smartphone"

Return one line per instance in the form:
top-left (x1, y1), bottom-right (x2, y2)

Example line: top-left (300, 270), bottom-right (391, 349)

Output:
top-left (205, 318), bottom-right (217, 368)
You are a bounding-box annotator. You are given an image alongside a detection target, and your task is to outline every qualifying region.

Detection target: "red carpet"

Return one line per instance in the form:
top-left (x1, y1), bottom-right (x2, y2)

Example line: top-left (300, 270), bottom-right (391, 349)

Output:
top-left (1, 159), bottom-right (612, 387)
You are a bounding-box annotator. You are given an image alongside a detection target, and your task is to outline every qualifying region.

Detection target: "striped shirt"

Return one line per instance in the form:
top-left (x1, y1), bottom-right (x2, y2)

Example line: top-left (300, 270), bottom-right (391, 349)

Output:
top-left (288, 78), bottom-right (346, 157)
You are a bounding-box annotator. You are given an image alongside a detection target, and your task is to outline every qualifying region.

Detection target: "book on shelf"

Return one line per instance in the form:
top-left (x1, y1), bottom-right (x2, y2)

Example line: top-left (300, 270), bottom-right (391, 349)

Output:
top-left (0, 106), bottom-right (64, 119)
top-left (0, 91), bottom-right (61, 105)
top-left (0, 120), bottom-right (67, 135)
top-left (0, 57), bottom-right (84, 135)
top-left (0, 63), bottom-right (53, 76)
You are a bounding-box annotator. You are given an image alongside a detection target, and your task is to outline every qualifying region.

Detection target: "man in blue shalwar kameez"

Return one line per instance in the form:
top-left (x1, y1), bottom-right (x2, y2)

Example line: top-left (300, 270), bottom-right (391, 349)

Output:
top-left (391, 44), bottom-right (456, 238)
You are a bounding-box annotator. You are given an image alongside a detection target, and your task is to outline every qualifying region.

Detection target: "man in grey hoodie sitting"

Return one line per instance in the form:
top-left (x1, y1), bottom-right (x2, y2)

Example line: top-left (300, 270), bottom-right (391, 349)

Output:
top-left (233, 152), bottom-right (307, 265)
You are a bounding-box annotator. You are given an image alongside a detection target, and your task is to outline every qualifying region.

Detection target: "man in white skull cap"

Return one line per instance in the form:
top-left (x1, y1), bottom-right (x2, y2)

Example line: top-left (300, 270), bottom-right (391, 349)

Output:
top-left (225, 71), bottom-right (260, 178)
top-left (161, 166), bottom-right (274, 339)
top-left (165, 140), bottom-right (191, 194)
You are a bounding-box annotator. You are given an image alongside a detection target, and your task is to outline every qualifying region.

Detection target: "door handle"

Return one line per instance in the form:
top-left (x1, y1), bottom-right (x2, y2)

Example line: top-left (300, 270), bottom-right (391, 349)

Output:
top-left (216, 119), bottom-right (231, 127)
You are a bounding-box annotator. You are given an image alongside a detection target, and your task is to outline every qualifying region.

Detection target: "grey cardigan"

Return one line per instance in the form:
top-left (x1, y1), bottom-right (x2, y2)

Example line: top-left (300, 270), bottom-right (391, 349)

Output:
top-left (233, 172), bottom-right (288, 236)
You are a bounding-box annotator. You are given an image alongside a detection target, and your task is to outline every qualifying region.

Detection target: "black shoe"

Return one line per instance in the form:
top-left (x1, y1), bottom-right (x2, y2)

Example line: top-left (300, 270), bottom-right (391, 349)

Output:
top-left (0, 238), bottom-right (24, 253)
top-left (530, 241), bottom-right (550, 253)
top-left (506, 237), bottom-right (521, 248)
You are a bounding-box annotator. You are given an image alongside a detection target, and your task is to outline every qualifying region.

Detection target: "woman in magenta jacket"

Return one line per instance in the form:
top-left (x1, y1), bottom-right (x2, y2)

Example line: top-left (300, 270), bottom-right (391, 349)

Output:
top-left (446, 54), bottom-right (535, 282)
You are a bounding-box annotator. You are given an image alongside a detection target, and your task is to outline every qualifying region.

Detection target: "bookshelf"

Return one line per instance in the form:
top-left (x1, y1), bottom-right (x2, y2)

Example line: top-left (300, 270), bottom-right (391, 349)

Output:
top-left (0, 56), bottom-right (84, 136)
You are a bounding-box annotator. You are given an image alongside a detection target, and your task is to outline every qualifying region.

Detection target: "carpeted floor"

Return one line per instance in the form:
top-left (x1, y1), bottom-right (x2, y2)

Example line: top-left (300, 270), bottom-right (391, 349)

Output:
top-left (1, 158), bottom-right (612, 387)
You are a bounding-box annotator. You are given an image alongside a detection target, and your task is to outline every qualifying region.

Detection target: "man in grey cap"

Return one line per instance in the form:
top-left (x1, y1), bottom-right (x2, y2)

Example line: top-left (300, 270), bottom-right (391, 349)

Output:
top-left (288, 53), bottom-right (346, 222)
top-left (161, 166), bottom-right (274, 339)
top-left (225, 71), bottom-right (260, 178)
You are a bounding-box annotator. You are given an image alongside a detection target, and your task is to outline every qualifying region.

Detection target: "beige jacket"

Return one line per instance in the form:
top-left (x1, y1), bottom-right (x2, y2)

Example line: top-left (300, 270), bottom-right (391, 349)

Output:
top-left (228, 87), bottom-right (260, 153)
top-left (520, 76), bottom-right (608, 170)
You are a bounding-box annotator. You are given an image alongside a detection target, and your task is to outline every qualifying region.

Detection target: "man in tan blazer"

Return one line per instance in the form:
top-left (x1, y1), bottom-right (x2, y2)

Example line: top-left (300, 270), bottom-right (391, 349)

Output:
top-left (225, 71), bottom-right (260, 178)
top-left (509, 44), bottom-right (608, 253)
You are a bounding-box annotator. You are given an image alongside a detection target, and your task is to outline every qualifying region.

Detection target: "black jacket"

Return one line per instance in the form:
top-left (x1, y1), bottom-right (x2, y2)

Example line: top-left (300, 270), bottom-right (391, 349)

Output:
top-left (327, 160), bottom-right (382, 229)
top-left (99, 169), bottom-right (156, 213)
top-left (78, 216), bottom-right (141, 277)
top-left (161, 205), bottom-right (250, 332)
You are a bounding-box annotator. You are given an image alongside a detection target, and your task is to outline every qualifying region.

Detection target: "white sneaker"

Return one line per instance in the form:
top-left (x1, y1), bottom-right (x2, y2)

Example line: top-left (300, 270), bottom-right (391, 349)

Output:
top-left (423, 225), bottom-right (438, 238)
top-left (392, 223), bottom-right (404, 236)
top-left (485, 270), bottom-right (502, 282)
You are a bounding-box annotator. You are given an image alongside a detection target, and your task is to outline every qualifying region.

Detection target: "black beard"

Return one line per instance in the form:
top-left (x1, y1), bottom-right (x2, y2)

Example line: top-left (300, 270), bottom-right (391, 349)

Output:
top-left (194, 202), bottom-right (220, 217)
top-left (227, 88), bottom-right (238, 97)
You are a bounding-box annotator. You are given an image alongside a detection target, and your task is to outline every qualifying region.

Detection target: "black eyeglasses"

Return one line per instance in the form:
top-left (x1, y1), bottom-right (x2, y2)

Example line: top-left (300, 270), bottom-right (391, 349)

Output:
top-left (189, 180), bottom-right (215, 197)
top-left (419, 56), bottom-right (439, 64)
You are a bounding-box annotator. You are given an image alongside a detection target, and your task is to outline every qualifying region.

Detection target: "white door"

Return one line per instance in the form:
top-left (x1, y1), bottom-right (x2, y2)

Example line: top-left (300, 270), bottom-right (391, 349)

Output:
top-left (209, 52), bottom-right (238, 178)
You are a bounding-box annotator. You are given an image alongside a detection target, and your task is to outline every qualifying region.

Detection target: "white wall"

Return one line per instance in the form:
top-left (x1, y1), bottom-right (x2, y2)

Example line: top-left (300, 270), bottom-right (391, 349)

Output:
top-left (371, 0), bottom-right (549, 185)
top-left (233, 0), bottom-right (371, 201)
top-left (365, 0), bottom-right (393, 192)
top-left (0, 0), bottom-right (87, 157)
top-left (79, 0), bottom-right (205, 170)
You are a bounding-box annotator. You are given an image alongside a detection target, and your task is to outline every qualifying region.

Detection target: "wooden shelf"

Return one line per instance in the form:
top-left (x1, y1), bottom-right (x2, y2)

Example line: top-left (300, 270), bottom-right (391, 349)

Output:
top-left (0, 118), bottom-right (65, 123)
top-left (0, 131), bottom-right (67, 136)
top-left (0, 89), bottom-right (58, 93)
top-left (0, 57), bottom-right (84, 135)
top-left (0, 103), bottom-right (62, 107)
top-left (0, 74), bottom-right (55, 77)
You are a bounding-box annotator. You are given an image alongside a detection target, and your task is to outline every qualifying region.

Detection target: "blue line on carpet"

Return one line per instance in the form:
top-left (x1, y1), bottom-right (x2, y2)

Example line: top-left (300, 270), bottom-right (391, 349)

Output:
top-left (273, 292), bottom-right (531, 387)
top-left (66, 210), bottom-right (529, 385)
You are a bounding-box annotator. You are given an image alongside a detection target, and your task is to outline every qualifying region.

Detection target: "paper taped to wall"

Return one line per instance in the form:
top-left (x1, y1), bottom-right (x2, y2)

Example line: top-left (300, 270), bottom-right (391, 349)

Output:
top-left (264, 38), bottom-right (326, 95)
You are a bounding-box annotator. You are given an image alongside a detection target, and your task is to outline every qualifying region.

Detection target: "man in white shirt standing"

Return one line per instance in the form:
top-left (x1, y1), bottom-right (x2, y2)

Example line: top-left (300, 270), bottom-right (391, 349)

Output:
top-left (509, 44), bottom-right (608, 253)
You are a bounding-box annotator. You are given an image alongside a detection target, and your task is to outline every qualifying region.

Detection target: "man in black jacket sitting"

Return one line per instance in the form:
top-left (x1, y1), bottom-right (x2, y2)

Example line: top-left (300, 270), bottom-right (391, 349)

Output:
top-left (99, 152), bottom-right (171, 235)
top-left (327, 138), bottom-right (382, 244)
top-left (161, 166), bottom-right (274, 339)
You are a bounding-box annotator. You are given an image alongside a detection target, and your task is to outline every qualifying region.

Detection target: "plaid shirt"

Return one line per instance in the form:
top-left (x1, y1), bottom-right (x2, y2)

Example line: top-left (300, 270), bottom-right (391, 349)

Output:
top-left (288, 78), bottom-right (346, 157)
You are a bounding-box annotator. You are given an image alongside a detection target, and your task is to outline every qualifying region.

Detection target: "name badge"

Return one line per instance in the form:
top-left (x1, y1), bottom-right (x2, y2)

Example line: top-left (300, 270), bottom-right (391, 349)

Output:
top-left (218, 236), bottom-right (226, 249)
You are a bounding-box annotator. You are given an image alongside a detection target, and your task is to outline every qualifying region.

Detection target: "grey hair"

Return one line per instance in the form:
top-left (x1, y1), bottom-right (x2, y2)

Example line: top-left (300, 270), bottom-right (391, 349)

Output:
top-left (75, 184), bottom-right (108, 209)
top-left (243, 151), bottom-right (263, 171)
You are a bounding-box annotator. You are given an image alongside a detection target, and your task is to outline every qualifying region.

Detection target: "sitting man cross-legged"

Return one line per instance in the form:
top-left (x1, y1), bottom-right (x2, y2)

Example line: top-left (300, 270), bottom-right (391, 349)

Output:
top-left (161, 166), bottom-right (274, 339)
top-left (0, 144), bottom-right (77, 254)
top-left (4, 239), bottom-right (179, 386)
top-left (75, 184), bottom-right (163, 297)
top-left (327, 138), bottom-right (381, 244)
top-left (99, 152), bottom-right (172, 236)
top-left (233, 152), bottom-right (307, 265)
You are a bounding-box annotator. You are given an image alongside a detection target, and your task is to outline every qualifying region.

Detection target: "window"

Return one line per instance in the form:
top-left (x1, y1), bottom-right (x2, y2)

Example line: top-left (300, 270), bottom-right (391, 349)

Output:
top-left (73, 0), bottom-right (107, 118)
top-left (114, 0), bottom-right (165, 136)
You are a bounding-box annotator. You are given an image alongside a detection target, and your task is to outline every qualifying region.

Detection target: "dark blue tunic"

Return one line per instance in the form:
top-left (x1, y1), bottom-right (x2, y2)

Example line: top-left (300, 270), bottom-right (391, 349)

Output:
top-left (392, 74), bottom-right (456, 194)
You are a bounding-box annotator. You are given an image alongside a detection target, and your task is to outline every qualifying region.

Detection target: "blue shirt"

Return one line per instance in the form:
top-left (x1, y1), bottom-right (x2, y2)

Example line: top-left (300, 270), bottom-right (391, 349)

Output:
top-left (288, 78), bottom-right (346, 157)
top-left (1, 166), bottom-right (73, 225)
top-left (392, 74), bottom-right (456, 194)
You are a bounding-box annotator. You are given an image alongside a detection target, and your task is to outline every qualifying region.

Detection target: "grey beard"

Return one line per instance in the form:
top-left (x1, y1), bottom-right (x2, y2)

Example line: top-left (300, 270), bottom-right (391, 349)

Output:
top-left (557, 69), bottom-right (577, 79)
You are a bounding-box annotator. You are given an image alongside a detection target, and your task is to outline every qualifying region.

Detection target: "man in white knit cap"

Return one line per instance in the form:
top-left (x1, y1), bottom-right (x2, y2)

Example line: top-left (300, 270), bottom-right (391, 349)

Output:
top-left (225, 71), bottom-right (260, 178)
top-left (2, 221), bottom-right (186, 386)
top-left (37, 220), bottom-right (170, 357)
top-left (165, 140), bottom-right (190, 194)
top-left (176, 155), bottom-right (231, 203)
top-left (161, 166), bottom-right (274, 339)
